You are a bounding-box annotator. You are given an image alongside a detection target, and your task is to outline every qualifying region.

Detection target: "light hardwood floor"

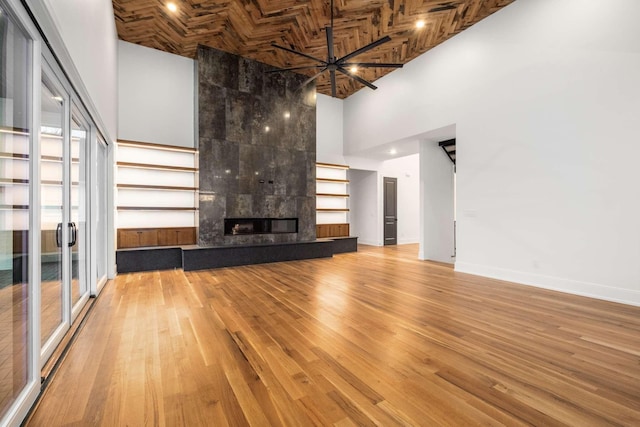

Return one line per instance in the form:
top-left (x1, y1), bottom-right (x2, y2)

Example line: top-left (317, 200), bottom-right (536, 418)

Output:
top-left (27, 244), bottom-right (640, 426)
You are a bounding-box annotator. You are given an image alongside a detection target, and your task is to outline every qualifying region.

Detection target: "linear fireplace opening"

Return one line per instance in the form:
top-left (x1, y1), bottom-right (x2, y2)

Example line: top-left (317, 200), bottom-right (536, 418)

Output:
top-left (224, 218), bottom-right (298, 236)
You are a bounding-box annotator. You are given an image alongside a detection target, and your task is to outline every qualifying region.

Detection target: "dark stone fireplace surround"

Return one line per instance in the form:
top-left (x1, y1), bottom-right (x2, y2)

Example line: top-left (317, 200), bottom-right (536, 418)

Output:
top-left (197, 45), bottom-right (316, 247)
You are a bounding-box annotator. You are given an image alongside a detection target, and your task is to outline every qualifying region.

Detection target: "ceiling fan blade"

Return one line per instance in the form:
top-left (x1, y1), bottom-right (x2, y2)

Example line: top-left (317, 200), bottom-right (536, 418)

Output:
top-left (265, 65), bottom-right (326, 74)
top-left (342, 62), bottom-right (403, 68)
top-left (330, 69), bottom-right (337, 98)
top-left (326, 26), bottom-right (334, 62)
top-left (337, 67), bottom-right (377, 90)
top-left (272, 43), bottom-right (327, 65)
top-left (299, 68), bottom-right (327, 90)
top-left (337, 35), bottom-right (391, 64)
top-left (429, 4), bottom-right (457, 13)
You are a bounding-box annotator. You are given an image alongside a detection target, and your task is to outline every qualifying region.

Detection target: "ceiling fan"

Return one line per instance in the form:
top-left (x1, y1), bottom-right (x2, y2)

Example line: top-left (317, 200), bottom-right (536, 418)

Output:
top-left (268, 0), bottom-right (403, 97)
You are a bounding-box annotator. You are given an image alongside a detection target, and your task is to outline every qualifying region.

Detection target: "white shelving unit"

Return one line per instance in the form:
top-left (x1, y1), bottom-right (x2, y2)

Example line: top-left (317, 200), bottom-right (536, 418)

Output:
top-left (116, 140), bottom-right (198, 248)
top-left (315, 162), bottom-right (350, 238)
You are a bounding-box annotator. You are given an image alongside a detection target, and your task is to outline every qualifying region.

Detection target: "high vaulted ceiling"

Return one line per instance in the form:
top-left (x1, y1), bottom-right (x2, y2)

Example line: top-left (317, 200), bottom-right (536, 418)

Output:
top-left (113, 0), bottom-right (514, 98)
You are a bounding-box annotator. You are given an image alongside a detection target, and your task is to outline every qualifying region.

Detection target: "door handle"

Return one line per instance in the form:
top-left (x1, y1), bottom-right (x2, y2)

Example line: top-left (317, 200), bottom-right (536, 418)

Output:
top-left (68, 222), bottom-right (77, 247)
top-left (56, 223), bottom-right (63, 247)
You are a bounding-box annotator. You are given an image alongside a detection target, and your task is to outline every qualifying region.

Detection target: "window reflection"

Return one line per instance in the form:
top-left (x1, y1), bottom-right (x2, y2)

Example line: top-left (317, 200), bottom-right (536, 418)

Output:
top-left (0, 5), bottom-right (31, 419)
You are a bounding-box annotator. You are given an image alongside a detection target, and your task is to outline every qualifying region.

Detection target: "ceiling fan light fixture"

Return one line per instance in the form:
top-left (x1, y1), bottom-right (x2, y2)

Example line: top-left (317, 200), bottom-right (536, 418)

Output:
top-left (268, 0), bottom-right (403, 98)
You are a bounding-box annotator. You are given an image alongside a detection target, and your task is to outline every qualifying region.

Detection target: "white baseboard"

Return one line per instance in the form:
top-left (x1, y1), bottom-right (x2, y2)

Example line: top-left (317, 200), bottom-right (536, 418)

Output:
top-left (398, 238), bottom-right (419, 245)
top-left (455, 262), bottom-right (640, 307)
top-left (357, 239), bottom-right (381, 246)
top-left (358, 239), bottom-right (417, 246)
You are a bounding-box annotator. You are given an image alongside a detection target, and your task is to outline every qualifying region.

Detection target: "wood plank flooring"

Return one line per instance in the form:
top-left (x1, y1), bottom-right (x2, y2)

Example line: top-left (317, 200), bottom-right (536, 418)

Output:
top-left (1, 277), bottom-right (80, 414)
top-left (26, 244), bottom-right (640, 426)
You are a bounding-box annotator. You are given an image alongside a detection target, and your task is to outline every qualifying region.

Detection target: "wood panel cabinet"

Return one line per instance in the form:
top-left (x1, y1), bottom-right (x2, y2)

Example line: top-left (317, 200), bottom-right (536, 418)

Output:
top-left (157, 227), bottom-right (197, 246)
top-left (117, 227), bottom-right (196, 249)
top-left (316, 223), bottom-right (350, 238)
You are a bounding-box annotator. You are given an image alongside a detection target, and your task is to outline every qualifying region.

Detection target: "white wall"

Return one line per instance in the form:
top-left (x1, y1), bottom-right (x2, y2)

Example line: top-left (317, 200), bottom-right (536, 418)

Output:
top-left (30, 0), bottom-right (118, 142)
top-left (349, 169), bottom-right (380, 246)
top-left (381, 154), bottom-right (420, 245)
top-left (316, 94), bottom-right (345, 164)
top-left (343, 0), bottom-right (640, 306)
top-left (419, 142), bottom-right (455, 263)
top-left (118, 41), bottom-right (195, 148)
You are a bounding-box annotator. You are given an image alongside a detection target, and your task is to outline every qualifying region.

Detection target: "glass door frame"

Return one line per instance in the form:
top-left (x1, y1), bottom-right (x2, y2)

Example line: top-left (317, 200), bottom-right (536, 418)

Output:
top-left (91, 134), bottom-right (109, 295)
top-left (0, 0), bottom-right (42, 425)
top-left (69, 103), bottom-right (90, 321)
top-left (39, 57), bottom-right (72, 366)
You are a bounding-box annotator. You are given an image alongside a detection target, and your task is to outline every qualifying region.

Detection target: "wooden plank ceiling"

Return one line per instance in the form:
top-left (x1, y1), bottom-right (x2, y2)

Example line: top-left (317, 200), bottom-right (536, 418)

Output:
top-left (113, 0), bottom-right (514, 98)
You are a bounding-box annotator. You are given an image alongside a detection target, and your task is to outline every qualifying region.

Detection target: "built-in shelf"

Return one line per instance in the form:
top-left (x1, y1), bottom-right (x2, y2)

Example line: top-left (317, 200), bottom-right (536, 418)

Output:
top-left (117, 206), bottom-right (198, 211)
top-left (117, 139), bottom-right (198, 153)
top-left (117, 184), bottom-right (198, 191)
top-left (117, 161), bottom-right (197, 172)
top-left (316, 162), bottom-right (349, 170)
top-left (316, 177), bottom-right (349, 183)
top-left (116, 140), bottom-right (199, 247)
top-left (316, 162), bottom-right (350, 238)
top-left (316, 193), bottom-right (349, 197)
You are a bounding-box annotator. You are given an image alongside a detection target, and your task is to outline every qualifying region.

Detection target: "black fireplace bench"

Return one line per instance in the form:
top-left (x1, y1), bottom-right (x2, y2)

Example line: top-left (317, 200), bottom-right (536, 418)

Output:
top-left (115, 237), bottom-right (357, 273)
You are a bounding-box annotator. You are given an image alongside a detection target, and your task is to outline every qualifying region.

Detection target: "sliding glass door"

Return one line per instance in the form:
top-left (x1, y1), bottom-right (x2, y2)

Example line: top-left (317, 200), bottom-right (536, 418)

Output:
top-left (1, 0), bottom-right (110, 423)
top-left (40, 67), bottom-right (90, 363)
top-left (0, 1), bottom-right (37, 423)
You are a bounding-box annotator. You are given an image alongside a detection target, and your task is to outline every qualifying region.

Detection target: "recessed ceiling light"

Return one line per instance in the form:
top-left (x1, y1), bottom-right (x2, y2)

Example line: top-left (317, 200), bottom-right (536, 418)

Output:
top-left (350, 66), bottom-right (358, 73)
top-left (264, 126), bottom-right (270, 132)
top-left (390, 149), bottom-right (397, 155)
top-left (167, 2), bottom-right (177, 12)
top-left (416, 20), bottom-right (426, 29)
top-left (283, 112), bottom-right (290, 119)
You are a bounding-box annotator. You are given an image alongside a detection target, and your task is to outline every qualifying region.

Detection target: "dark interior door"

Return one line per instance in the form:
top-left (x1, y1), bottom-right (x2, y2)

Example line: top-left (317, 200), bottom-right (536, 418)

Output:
top-left (383, 177), bottom-right (397, 245)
